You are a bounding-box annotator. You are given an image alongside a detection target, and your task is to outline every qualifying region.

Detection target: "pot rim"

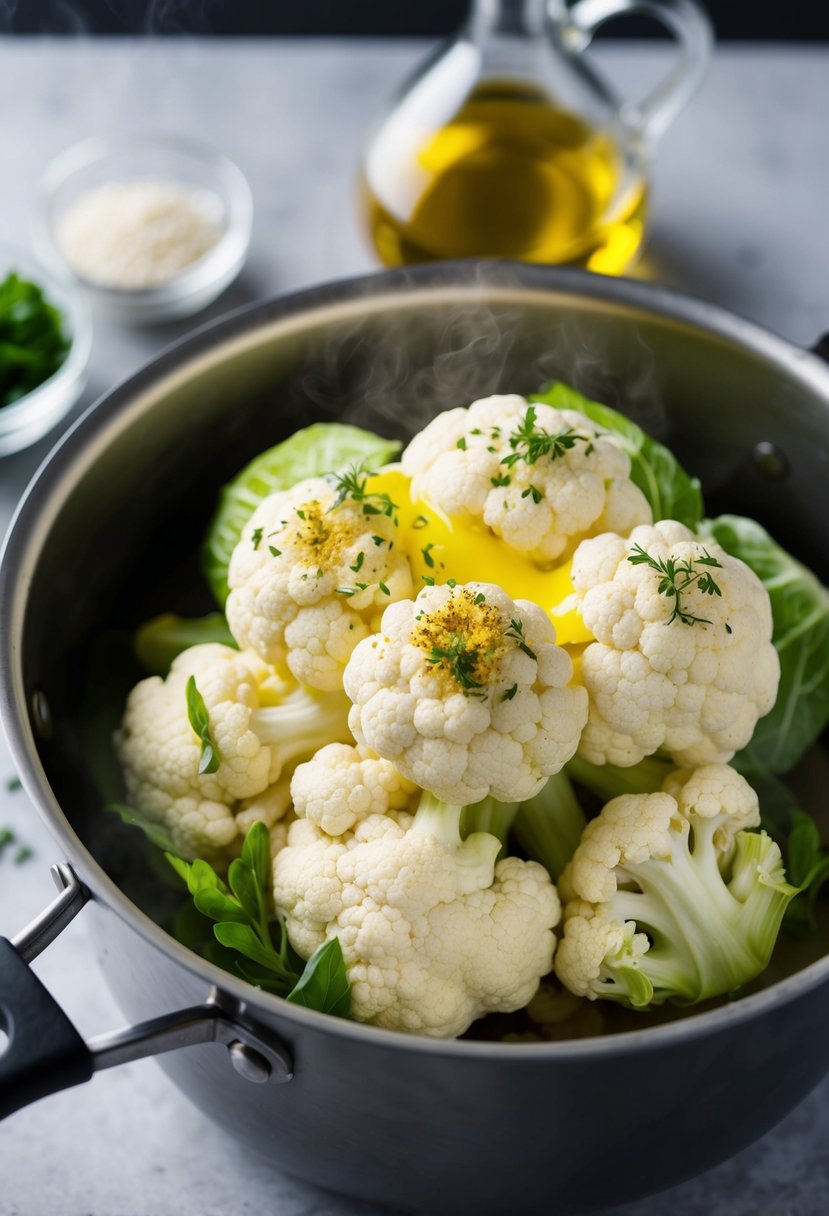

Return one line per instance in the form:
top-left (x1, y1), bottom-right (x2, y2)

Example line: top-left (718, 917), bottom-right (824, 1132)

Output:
top-left (3, 258), bottom-right (829, 1059)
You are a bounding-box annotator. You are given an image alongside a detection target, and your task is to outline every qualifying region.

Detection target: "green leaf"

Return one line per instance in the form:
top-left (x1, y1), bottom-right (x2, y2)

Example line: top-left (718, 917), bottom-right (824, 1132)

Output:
top-left (165, 852), bottom-right (193, 886)
top-left (193, 887), bottom-right (249, 925)
top-left (165, 852), bottom-right (229, 897)
top-left (242, 820), bottom-right (271, 891)
top-left (202, 423), bottom-right (402, 605)
top-left (702, 515), bottom-right (829, 774)
top-left (530, 382), bottom-right (703, 528)
top-left (189, 857), bottom-right (227, 894)
top-left (287, 937), bottom-right (351, 1018)
top-left (185, 675), bottom-right (221, 775)
top-left (227, 856), bottom-right (262, 923)
top-left (107, 803), bottom-right (179, 853)
top-left (782, 808), bottom-right (829, 937)
top-left (234, 958), bottom-right (295, 996)
top-left (134, 612), bottom-right (237, 676)
top-left (786, 809), bottom-right (823, 888)
top-left (213, 922), bottom-right (286, 971)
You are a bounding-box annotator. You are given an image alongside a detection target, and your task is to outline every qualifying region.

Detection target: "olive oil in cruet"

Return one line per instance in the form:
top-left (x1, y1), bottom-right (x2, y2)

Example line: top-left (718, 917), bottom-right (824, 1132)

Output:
top-left (360, 0), bottom-right (711, 273)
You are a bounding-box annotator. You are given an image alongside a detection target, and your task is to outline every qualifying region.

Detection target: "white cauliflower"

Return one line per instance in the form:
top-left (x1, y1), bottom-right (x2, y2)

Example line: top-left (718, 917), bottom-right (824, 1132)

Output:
top-left (226, 473), bottom-right (413, 691)
top-left (554, 764), bottom-right (797, 1007)
top-left (572, 520), bottom-right (780, 767)
top-left (401, 394), bottom-right (652, 563)
top-left (115, 643), bottom-right (351, 861)
top-left (273, 791), bottom-right (560, 1037)
top-left (342, 581), bottom-right (588, 805)
top-left (291, 742), bottom-right (417, 836)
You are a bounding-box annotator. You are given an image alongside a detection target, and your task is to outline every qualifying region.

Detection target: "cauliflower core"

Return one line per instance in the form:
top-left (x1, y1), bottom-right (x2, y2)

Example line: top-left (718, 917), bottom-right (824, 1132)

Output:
top-left (115, 643), bottom-right (350, 861)
top-left (226, 475), bottom-right (413, 690)
top-left (343, 581), bottom-right (588, 804)
top-left (572, 520), bottom-right (780, 767)
top-left (273, 793), bottom-right (561, 1037)
top-left (555, 764), bottom-right (797, 1007)
top-left (401, 395), bottom-right (652, 563)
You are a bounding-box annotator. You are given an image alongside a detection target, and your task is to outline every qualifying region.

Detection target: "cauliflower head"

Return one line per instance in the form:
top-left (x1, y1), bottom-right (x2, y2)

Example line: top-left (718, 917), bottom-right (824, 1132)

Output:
top-left (555, 764), bottom-right (797, 1007)
top-left (343, 581), bottom-right (588, 804)
top-left (572, 520), bottom-right (780, 767)
top-left (226, 474), bottom-right (413, 690)
top-left (115, 643), bottom-right (350, 861)
top-left (273, 792), bottom-right (560, 1037)
top-left (291, 741), bottom-right (417, 836)
top-left (401, 395), bottom-right (652, 563)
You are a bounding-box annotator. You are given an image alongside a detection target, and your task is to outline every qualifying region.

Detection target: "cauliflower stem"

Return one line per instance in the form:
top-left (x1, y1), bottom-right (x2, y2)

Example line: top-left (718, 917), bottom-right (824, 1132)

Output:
top-left (606, 827), bottom-right (798, 1006)
top-left (513, 771), bottom-right (587, 880)
top-left (413, 790), bottom-right (502, 893)
top-left (566, 754), bottom-right (674, 803)
top-left (460, 796), bottom-right (520, 858)
top-left (555, 767), bottom-right (800, 1009)
top-left (250, 687), bottom-right (352, 766)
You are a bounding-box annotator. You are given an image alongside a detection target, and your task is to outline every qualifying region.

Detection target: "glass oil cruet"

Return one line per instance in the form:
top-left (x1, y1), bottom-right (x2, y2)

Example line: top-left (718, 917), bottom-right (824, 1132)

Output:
top-left (360, 0), bottom-right (712, 274)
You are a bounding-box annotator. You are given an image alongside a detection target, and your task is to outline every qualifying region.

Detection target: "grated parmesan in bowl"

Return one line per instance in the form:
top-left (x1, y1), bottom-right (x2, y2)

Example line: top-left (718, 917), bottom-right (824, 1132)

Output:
top-left (36, 134), bottom-right (253, 325)
top-left (55, 179), bottom-right (224, 291)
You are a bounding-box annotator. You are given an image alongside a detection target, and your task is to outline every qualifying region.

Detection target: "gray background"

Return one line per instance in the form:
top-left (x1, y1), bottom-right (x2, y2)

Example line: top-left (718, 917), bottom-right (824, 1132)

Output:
top-left (1, 34), bottom-right (828, 1216)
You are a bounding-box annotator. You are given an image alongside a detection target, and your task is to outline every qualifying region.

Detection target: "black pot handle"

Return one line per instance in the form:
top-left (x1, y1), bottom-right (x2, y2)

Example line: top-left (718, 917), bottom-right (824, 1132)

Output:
top-left (812, 334), bottom-right (829, 363)
top-left (0, 864), bottom-right (293, 1120)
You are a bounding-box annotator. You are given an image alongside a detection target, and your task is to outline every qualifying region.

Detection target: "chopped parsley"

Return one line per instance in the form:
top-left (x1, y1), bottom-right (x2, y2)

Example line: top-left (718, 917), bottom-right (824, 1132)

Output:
top-left (502, 406), bottom-right (594, 469)
top-left (329, 465), bottom-right (398, 521)
top-left (506, 617), bottom-right (537, 661)
top-left (627, 544), bottom-right (726, 628)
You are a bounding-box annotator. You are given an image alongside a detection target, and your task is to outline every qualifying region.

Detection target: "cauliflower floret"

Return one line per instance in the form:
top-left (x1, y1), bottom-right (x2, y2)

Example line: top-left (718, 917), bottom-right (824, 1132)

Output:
top-left (226, 474), bottom-right (414, 691)
top-left (115, 643), bottom-right (351, 861)
top-left (401, 395), bottom-right (652, 563)
top-left (572, 520), bottom-right (780, 767)
top-left (291, 742), bottom-right (417, 836)
top-left (273, 792), bottom-right (560, 1037)
top-left (555, 764), bottom-right (797, 1007)
top-left (237, 776), bottom-right (295, 857)
top-left (342, 581), bottom-right (588, 805)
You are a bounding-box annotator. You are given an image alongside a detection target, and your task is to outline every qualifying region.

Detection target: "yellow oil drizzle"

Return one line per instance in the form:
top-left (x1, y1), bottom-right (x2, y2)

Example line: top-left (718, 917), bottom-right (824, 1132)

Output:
top-left (366, 468), bottom-right (593, 647)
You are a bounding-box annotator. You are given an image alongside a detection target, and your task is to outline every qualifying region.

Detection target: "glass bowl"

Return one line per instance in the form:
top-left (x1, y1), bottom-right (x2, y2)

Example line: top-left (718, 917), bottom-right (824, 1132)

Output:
top-left (0, 244), bottom-right (92, 458)
top-left (34, 133), bottom-right (253, 325)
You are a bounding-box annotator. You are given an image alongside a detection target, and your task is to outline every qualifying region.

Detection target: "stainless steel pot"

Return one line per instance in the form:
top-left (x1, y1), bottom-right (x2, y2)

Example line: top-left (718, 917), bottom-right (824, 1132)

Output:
top-left (2, 262), bottom-right (829, 1215)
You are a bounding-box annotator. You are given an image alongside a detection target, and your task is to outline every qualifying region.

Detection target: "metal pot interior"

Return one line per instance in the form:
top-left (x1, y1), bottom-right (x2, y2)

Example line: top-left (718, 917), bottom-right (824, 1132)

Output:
top-left (7, 263), bottom-right (829, 1024)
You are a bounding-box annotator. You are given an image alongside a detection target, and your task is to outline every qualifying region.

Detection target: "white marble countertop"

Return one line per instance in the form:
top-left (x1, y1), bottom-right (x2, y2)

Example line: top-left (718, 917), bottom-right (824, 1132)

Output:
top-left (1, 36), bottom-right (828, 1216)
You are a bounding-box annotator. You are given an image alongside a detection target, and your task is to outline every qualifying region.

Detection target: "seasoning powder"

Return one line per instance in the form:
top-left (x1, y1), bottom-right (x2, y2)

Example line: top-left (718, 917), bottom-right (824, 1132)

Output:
top-left (55, 179), bottom-right (224, 289)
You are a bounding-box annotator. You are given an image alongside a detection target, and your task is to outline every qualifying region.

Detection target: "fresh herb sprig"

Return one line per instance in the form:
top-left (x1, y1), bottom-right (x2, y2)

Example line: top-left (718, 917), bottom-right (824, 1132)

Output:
top-left (505, 617), bottom-right (537, 661)
top-left (426, 633), bottom-right (485, 693)
top-left (185, 676), bottom-right (221, 774)
top-left (628, 544), bottom-right (727, 629)
top-left (166, 822), bottom-right (351, 1016)
top-left (501, 406), bottom-right (593, 470)
top-left (328, 464), bottom-right (398, 521)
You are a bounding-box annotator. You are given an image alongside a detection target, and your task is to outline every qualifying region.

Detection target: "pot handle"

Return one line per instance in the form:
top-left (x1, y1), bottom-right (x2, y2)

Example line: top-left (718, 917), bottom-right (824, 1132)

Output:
top-left (0, 863), bottom-right (293, 1120)
top-left (811, 334), bottom-right (829, 363)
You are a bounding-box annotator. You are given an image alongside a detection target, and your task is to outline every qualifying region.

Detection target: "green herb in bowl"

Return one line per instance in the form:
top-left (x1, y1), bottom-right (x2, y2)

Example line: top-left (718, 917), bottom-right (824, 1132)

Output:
top-left (0, 270), bottom-right (70, 409)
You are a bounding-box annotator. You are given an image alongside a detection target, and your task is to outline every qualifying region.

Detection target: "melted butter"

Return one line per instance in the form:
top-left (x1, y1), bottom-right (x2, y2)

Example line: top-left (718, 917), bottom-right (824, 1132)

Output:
top-left (366, 468), bottom-right (593, 647)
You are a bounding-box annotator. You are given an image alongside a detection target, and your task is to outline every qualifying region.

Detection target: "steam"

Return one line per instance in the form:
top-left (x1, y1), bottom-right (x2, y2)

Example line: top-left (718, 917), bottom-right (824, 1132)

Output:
top-left (0, 0), bottom-right (213, 33)
top-left (0, 0), bottom-right (18, 32)
top-left (292, 265), bottom-right (667, 445)
top-left (142, 0), bottom-right (211, 35)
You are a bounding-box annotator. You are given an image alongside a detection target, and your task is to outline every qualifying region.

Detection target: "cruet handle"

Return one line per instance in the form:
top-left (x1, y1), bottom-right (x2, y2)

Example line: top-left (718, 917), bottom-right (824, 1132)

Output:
top-left (562, 0), bottom-right (713, 144)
